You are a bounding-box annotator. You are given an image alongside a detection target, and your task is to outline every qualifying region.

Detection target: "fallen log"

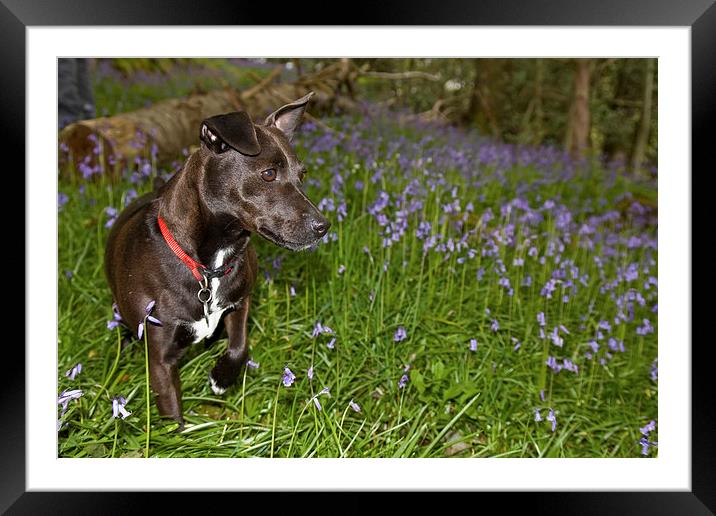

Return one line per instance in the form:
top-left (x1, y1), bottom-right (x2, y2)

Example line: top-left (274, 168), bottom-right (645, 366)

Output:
top-left (58, 59), bottom-right (434, 180)
top-left (59, 88), bottom-right (244, 179)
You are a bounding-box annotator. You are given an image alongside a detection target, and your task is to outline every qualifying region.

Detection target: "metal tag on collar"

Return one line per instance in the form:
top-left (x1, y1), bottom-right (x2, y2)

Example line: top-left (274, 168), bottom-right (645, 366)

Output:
top-left (197, 275), bottom-right (212, 325)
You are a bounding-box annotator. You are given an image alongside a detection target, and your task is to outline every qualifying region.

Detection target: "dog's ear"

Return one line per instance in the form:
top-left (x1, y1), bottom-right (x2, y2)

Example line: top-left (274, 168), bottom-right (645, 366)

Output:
top-left (200, 111), bottom-right (261, 156)
top-left (264, 91), bottom-right (315, 141)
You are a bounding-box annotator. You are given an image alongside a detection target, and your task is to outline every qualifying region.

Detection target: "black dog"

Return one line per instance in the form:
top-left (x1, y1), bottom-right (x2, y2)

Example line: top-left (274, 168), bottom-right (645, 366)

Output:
top-left (104, 92), bottom-right (329, 427)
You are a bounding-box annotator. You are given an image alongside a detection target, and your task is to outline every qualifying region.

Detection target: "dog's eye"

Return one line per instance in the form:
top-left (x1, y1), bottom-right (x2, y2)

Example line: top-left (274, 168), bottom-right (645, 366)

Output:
top-left (299, 170), bottom-right (306, 183)
top-left (261, 168), bottom-right (277, 182)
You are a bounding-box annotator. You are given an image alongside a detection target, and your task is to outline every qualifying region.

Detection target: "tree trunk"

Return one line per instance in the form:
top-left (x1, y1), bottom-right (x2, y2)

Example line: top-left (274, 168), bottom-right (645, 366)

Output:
top-left (631, 58), bottom-right (656, 176)
top-left (463, 59), bottom-right (501, 137)
top-left (568, 59), bottom-right (592, 159)
top-left (534, 59), bottom-right (544, 146)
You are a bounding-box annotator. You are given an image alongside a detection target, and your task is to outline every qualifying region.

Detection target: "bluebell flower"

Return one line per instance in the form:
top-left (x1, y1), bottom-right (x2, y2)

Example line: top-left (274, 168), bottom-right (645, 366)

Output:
top-left (58, 192), bottom-right (69, 211)
top-left (57, 389), bottom-right (83, 429)
top-left (282, 367), bottom-right (296, 387)
top-left (309, 386), bottom-right (330, 411)
top-left (640, 420), bottom-right (657, 436)
top-left (58, 389), bottom-right (83, 414)
top-left (394, 326), bottom-right (407, 342)
top-left (111, 396), bottom-right (132, 420)
top-left (137, 299), bottom-right (162, 339)
top-left (65, 363), bottom-right (82, 381)
top-left (311, 321), bottom-right (324, 338)
top-left (650, 358), bottom-right (658, 381)
top-left (546, 408), bottom-right (557, 432)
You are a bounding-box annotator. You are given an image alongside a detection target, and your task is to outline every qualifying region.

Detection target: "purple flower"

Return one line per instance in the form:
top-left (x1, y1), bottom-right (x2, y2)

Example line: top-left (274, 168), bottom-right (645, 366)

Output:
top-left (57, 389), bottom-right (83, 425)
top-left (394, 326), bottom-right (407, 342)
top-left (247, 359), bottom-right (260, 369)
top-left (107, 303), bottom-right (123, 330)
top-left (546, 356), bottom-right (562, 373)
top-left (311, 321), bottom-right (324, 338)
top-left (539, 390), bottom-right (545, 402)
top-left (639, 420), bottom-right (658, 455)
top-left (104, 206), bottom-right (118, 228)
top-left (307, 366), bottom-right (314, 381)
top-left (550, 327), bottom-right (564, 348)
top-left (562, 359), bottom-right (579, 374)
top-left (490, 319), bottom-right (499, 332)
top-left (534, 408), bottom-right (542, 422)
top-left (511, 337), bottom-right (521, 351)
top-left (309, 387), bottom-right (330, 411)
top-left (312, 321), bottom-right (334, 338)
top-left (58, 389), bottom-right (83, 409)
top-left (337, 265), bottom-right (346, 275)
top-left (640, 420), bottom-right (657, 436)
top-left (111, 396), bottom-right (132, 420)
top-left (282, 367), bottom-right (296, 387)
top-left (289, 285), bottom-right (296, 297)
top-left (640, 436), bottom-right (658, 455)
top-left (327, 337), bottom-right (336, 349)
top-left (650, 358), bottom-right (658, 382)
top-left (398, 374), bottom-right (410, 389)
top-left (546, 408), bottom-right (557, 432)
top-left (58, 192), bottom-right (69, 210)
top-left (124, 189), bottom-right (138, 206)
top-left (349, 400), bottom-right (361, 413)
top-left (138, 300), bottom-right (162, 338)
top-left (636, 318), bottom-right (654, 336)
top-left (65, 363), bottom-right (82, 380)
top-left (57, 388), bottom-right (83, 430)
top-left (469, 338), bottom-right (478, 352)
top-left (598, 320), bottom-right (612, 333)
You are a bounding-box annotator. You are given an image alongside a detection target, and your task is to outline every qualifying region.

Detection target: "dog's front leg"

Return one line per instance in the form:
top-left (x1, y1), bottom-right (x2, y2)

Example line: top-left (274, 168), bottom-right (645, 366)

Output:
top-left (209, 296), bottom-right (251, 395)
top-left (148, 331), bottom-right (186, 428)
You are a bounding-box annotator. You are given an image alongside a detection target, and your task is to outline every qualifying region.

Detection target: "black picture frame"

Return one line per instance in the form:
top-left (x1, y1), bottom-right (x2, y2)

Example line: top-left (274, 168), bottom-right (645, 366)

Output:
top-left (7, 0), bottom-right (710, 513)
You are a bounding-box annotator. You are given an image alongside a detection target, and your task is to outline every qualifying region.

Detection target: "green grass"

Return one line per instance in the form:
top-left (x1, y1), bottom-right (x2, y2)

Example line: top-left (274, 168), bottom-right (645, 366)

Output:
top-left (57, 62), bottom-right (657, 458)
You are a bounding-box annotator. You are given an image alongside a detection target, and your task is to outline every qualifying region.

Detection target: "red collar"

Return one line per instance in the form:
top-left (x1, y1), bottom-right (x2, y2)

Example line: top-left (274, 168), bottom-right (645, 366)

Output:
top-left (157, 214), bottom-right (237, 282)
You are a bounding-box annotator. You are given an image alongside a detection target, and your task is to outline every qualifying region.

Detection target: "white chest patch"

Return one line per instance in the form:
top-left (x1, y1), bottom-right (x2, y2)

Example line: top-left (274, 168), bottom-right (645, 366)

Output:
top-left (187, 247), bottom-right (236, 344)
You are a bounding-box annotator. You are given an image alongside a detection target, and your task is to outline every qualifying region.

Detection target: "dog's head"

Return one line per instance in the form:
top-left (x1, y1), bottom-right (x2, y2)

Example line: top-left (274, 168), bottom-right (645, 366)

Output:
top-left (198, 92), bottom-right (330, 251)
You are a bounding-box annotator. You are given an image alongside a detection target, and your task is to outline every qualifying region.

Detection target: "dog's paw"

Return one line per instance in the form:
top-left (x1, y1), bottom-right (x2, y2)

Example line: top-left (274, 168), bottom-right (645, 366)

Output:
top-left (209, 375), bottom-right (227, 395)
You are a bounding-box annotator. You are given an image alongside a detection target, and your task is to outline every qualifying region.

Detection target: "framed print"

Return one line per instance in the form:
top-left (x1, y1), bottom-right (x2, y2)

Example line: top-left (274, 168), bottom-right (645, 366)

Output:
top-left (6, 0), bottom-right (713, 512)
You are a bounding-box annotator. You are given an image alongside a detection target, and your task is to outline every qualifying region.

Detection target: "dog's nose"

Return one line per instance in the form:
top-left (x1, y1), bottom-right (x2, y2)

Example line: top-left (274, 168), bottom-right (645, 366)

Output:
top-left (311, 219), bottom-right (330, 237)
